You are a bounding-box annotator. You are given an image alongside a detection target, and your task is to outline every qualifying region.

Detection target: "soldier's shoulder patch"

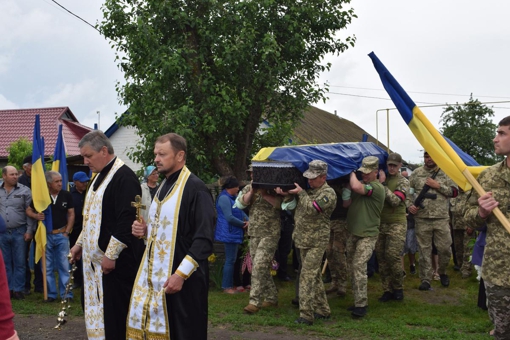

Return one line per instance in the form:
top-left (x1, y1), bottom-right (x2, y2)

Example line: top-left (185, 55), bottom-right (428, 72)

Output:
top-left (313, 196), bottom-right (331, 212)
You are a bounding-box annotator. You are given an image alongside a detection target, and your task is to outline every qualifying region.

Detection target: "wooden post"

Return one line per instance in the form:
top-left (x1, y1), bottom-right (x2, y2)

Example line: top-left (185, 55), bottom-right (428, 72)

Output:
top-left (42, 249), bottom-right (47, 301)
top-left (322, 259), bottom-right (328, 275)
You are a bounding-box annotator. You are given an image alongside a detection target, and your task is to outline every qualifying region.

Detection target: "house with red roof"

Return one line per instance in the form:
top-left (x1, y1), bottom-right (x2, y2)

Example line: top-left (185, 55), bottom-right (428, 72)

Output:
top-left (0, 107), bottom-right (92, 167)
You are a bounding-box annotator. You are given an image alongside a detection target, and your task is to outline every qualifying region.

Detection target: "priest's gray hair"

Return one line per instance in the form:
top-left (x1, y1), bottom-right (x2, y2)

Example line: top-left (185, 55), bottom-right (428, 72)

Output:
top-left (45, 170), bottom-right (61, 183)
top-left (79, 130), bottom-right (115, 154)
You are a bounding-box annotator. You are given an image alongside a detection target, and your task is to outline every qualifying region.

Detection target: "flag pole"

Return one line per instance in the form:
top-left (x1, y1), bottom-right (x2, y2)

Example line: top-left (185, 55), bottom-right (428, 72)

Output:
top-left (462, 169), bottom-right (510, 234)
top-left (42, 248), bottom-right (47, 301)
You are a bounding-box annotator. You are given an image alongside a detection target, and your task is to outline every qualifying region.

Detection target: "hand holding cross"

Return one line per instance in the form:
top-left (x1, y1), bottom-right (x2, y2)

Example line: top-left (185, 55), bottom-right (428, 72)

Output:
top-left (131, 195), bottom-right (146, 223)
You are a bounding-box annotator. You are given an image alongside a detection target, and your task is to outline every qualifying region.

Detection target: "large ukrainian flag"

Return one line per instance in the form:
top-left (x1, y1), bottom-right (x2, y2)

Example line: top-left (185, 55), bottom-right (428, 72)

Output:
top-left (368, 52), bottom-right (487, 191)
top-left (52, 124), bottom-right (68, 190)
top-left (32, 115), bottom-right (53, 263)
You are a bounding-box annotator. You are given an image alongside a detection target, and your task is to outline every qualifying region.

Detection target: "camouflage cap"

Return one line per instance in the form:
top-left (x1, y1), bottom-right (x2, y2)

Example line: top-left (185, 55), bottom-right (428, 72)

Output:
top-left (303, 160), bottom-right (328, 179)
top-left (358, 156), bottom-right (379, 174)
top-left (387, 153), bottom-right (402, 166)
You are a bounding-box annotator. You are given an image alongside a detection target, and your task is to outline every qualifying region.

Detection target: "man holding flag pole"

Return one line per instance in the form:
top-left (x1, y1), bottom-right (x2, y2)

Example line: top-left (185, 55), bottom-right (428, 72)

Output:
top-left (28, 123), bottom-right (73, 302)
top-left (28, 115), bottom-right (53, 301)
top-left (464, 117), bottom-right (510, 339)
top-left (369, 52), bottom-right (510, 340)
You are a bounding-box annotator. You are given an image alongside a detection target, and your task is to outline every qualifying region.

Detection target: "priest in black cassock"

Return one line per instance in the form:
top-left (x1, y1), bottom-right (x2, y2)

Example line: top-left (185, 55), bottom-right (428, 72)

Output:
top-left (128, 133), bottom-right (215, 340)
top-left (70, 130), bottom-right (145, 340)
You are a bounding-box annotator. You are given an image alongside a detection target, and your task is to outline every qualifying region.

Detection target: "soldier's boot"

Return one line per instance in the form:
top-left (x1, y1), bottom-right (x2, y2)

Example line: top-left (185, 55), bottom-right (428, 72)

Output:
top-left (393, 289), bottom-right (404, 301)
top-left (440, 274), bottom-right (450, 287)
top-left (243, 304), bottom-right (260, 314)
top-left (378, 291), bottom-right (394, 302)
top-left (261, 301), bottom-right (278, 308)
top-left (351, 306), bottom-right (367, 318)
top-left (419, 281), bottom-right (431, 291)
top-left (325, 281), bottom-right (339, 294)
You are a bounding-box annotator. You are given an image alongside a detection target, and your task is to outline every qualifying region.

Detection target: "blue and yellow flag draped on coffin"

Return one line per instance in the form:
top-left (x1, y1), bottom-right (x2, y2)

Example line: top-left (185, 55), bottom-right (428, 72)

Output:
top-left (368, 52), bottom-right (487, 191)
top-left (252, 142), bottom-right (388, 180)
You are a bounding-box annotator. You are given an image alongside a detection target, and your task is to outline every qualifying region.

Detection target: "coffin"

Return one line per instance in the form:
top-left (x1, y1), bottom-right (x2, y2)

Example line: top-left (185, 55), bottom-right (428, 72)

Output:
top-left (251, 142), bottom-right (388, 190)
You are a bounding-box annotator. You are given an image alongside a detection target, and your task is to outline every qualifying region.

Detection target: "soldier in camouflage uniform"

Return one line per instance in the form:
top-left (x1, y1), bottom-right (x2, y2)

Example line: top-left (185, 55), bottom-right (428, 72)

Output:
top-left (408, 151), bottom-right (458, 291)
top-left (376, 153), bottom-right (410, 302)
top-left (343, 156), bottom-right (385, 318)
top-left (277, 160), bottom-right (337, 325)
top-left (325, 185), bottom-right (349, 297)
top-left (464, 116), bottom-right (510, 340)
top-left (451, 189), bottom-right (475, 278)
top-left (237, 166), bottom-right (282, 314)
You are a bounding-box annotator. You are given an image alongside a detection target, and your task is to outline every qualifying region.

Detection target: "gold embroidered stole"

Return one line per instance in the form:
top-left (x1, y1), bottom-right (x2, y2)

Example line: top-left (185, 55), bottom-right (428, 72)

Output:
top-left (82, 158), bottom-right (124, 340)
top-left (127, 166), bottom-right (191, 340)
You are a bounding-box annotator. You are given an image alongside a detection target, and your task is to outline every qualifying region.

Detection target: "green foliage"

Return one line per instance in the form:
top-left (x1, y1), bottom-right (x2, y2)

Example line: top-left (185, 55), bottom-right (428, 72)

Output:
top-left (440, 96), bottom-right (502, 165)
top-left (100, 0), bottom-right (356, 180)
top-left (6, 137), bottom-right (32, 170)
top-left (209, 257), bottom-right (224, 291)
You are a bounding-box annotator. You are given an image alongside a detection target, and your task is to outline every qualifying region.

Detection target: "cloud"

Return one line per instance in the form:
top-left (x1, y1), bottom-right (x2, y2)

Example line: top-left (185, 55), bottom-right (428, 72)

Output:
top-left (40, 79), bottom-right (97, 107)
top-left (0, 94), bottom-right (18, 109)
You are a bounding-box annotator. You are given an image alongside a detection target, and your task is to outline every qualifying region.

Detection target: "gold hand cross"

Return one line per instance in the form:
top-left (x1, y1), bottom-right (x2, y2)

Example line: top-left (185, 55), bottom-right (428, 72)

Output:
top-left (131, 195), bottom-right (146, 223)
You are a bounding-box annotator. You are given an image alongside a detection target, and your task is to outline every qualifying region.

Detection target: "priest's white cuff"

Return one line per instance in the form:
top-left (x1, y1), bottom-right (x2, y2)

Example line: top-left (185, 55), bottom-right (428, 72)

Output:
top-left (105, 236), bottom-right (127, 260)
top-left (175, 255), bottom-right (198, 280)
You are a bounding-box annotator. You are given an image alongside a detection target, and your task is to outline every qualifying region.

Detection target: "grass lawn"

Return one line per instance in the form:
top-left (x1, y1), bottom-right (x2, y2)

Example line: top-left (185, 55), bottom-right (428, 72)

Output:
top-left (12, 263), bottom-right (492, 339)
top-left (208, 265), bottom-right (492, 339)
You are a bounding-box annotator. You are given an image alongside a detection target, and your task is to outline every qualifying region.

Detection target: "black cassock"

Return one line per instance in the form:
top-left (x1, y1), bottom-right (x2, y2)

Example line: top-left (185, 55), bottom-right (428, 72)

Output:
top-left (92, 159), bottom-right (145, 340)
top-left (157, 168), bottom-right (215, 340)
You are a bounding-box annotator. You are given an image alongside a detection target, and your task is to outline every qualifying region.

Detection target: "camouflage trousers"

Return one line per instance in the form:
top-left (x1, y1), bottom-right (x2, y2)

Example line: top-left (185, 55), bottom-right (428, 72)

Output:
top-left (248, 236), bottom-right (279, 307)
top-left (298, 246), bottom-right (330, 321)
top-left (376, 222), bottom-right (406, 292)
top-left (414, 217), bottom-right (452, 283)
top-left (453, 229), bottom-right (475, 277)
top-left (346, 234), bottom-right (378, 307)
top-left (326, 219), bottom-right (348, 290)
top-left (485, 282), bottom-right (510, 340)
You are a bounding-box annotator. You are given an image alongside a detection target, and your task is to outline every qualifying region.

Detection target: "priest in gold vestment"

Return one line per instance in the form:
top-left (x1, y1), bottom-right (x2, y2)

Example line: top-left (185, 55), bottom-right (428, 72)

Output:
top-left (128, 133), bottom-right (215, 340)
top-left (70, 131), bottom-right (145, 340)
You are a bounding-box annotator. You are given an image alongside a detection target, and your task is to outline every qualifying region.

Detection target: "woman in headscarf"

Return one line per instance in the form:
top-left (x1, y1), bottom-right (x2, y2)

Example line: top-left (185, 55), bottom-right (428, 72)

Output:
top-left (141, 165), bottom-right (160, 222)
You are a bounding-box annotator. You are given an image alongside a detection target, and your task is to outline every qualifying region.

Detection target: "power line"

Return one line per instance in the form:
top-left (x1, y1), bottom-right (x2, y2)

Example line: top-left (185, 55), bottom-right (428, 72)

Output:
top-left (328, 85), bottom-right (510, 100)
top-left (47, 0), bottom-right (100, 33)
top-left (327, 92), bottom-right (444, 105)
top-left (327, 91), bottom-right (510, 110)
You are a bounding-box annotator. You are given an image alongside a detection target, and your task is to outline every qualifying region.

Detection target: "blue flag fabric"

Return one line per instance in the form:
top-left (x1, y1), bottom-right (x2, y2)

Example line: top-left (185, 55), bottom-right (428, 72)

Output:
top-left (52, 124), bottom-right (69, 190)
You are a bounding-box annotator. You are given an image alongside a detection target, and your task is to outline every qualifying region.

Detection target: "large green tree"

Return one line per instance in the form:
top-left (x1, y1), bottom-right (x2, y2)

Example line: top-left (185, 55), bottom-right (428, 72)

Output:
top-left (440, 96), bottom-right (500, 165)
top-left (100, 0), bottom-right (356, 181)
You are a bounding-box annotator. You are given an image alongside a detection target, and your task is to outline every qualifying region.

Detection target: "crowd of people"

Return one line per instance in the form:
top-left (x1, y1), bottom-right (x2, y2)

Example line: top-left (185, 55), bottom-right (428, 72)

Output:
top-left (1, 117), bottom-right (510, 339)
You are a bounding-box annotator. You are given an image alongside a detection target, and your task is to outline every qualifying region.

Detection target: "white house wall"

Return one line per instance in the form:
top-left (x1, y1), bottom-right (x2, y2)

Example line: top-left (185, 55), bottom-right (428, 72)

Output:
top-left (108, 125), bottom-right (143, 172)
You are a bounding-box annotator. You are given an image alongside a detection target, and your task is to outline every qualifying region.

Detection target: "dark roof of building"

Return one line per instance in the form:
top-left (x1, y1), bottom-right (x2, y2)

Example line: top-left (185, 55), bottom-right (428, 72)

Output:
top-left (292, 106), bottom-right (389, 149)
top-left (0, 107), bottom-right (92, 158)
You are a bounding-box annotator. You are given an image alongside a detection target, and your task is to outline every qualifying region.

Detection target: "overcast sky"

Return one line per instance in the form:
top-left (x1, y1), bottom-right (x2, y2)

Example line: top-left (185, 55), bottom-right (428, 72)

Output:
top-left (2, 0), bottom-right (510, 164)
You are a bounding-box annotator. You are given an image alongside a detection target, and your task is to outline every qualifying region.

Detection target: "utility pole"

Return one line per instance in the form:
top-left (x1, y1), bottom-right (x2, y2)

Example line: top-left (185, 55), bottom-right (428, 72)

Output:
top-left (97, 111), bottom-right (100, 130)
